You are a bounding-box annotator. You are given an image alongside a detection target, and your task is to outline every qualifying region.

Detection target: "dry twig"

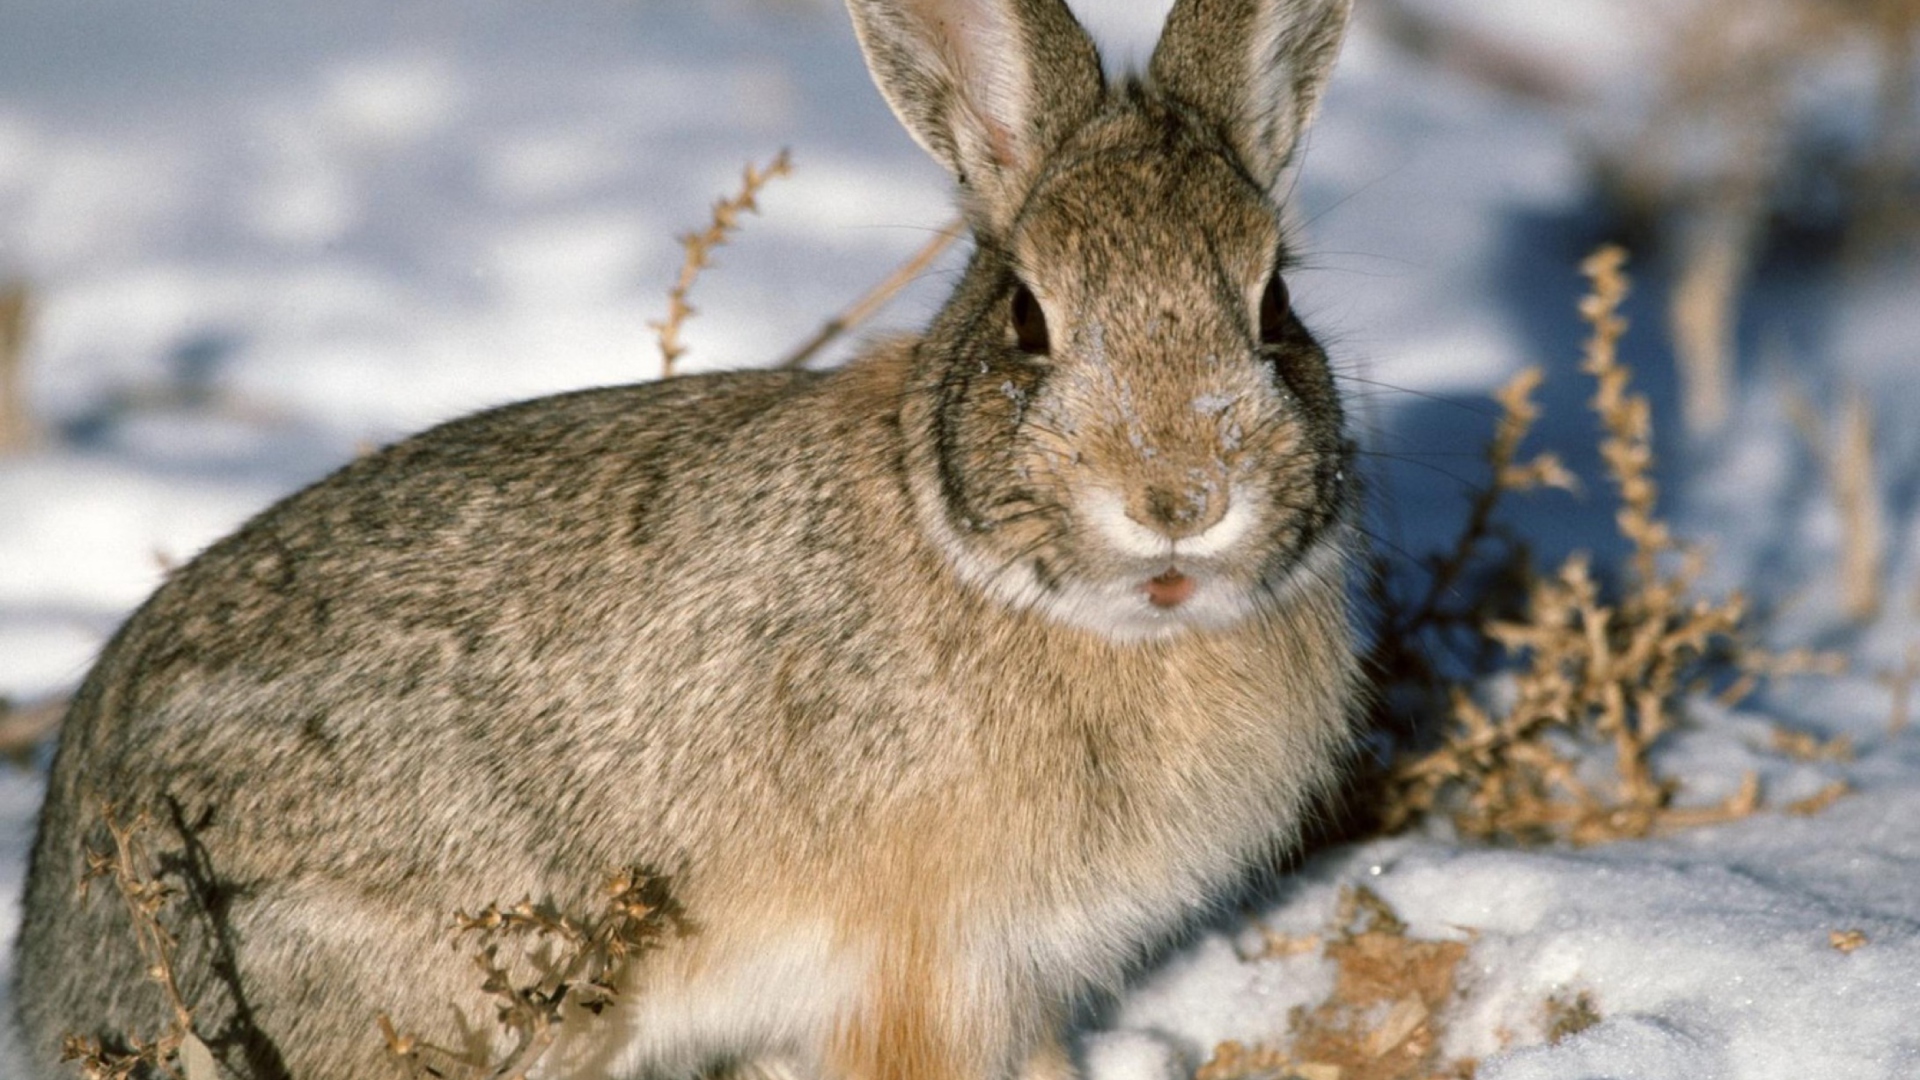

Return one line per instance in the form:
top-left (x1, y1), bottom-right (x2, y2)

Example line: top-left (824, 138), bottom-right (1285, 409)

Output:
top-left (0, 280), bottom-right (35, 453)
top-left (1365, 364), bottom-right (1575, 730)
top-left (1834, 389), bottom-right (1886, 622)
top-left (778, 218), bottom-right (966, 370)
top-left (62, 805), bottom-right (213, 1080)
top-left (1882, 643), bottom-right (1919, 735)
top-left (649, 150), bottom-right (794, 378)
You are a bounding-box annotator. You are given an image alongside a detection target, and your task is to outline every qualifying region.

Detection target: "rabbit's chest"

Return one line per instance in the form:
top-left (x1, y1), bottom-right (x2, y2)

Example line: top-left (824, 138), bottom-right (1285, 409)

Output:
top-left (972, 697), bottom-right (1321, 948)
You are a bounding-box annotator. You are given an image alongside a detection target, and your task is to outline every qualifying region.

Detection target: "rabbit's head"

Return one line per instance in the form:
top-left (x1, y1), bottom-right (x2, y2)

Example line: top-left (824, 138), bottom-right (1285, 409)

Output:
top-left (852, 0), bottom-right (1355, 641)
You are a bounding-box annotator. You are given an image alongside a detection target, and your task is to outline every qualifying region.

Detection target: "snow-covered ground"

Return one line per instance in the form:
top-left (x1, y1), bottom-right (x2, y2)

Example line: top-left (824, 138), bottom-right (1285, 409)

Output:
top-left (2, 1), bottom-right (1916, 1076)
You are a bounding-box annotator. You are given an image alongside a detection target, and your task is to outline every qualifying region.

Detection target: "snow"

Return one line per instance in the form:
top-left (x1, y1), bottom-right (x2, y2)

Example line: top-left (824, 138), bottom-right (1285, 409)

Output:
top-left (2, 1), bottom-right (1917, 1077)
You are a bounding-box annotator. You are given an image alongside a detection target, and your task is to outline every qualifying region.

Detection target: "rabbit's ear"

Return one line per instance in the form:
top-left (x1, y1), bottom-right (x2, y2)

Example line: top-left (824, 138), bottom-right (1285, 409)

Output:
top-left (1149, 0), bottom-right (1352, 189)
top-left (847, 0), bottom-right (1104, 235)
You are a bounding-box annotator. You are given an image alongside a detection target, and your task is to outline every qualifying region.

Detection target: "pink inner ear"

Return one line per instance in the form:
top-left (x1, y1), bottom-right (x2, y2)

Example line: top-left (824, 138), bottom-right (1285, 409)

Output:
top-left (918, 0), bottom-right (1032, 172)
top-left (963, 102), bottom-right (1023, 174)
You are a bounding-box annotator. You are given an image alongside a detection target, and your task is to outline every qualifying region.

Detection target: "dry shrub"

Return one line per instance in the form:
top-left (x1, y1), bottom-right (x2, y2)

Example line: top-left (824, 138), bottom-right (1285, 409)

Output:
top-left (1368, 1), bottom-right (1919, 435)
top-left (650, 150), bottom-right (794, 378)
top-left (1199, 887), bottom-right (1478, 1080)
top-left (1618, 0), bottom-right (1920, 247)
top-left (380, 870), bottom-right (677, 1080)
top-left (1617, 0), bottom-right (1920, 434)
top-left (650, 148), bottom-right (957, 374)
top-left (1784, 780), bottom-right (1852, 817)
top-left (1769, 727), bottom-right (1853, 763)
top-left (1364, 365), bottom-right (1577, 737)
top-left (61, 806), bottom-right (216, 1080)
top-left (1375, 247), bottom-right (1842, 846)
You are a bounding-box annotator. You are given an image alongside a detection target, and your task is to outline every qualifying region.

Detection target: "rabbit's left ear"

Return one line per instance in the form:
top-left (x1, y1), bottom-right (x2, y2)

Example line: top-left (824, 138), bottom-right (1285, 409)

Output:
top-left (847, 0), bottom-right (1105, 236)
top-left (1149, 0), bottom-right (1353, 189)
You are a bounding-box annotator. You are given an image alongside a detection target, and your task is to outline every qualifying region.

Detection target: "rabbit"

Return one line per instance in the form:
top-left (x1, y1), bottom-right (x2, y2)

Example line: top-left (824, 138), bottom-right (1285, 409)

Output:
top-left (14, 0), bottom-right (1360, 1077)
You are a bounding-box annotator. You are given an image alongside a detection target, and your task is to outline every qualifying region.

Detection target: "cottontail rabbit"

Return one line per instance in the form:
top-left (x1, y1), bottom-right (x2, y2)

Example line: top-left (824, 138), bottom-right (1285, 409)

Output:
top-left (16, 0), bottom-right (1359, 1077)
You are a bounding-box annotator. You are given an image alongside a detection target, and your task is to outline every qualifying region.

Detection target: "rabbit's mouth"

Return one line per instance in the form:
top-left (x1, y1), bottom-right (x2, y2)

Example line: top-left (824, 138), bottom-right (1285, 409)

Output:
top-left (1145, 569), bottom-right (1198, 609)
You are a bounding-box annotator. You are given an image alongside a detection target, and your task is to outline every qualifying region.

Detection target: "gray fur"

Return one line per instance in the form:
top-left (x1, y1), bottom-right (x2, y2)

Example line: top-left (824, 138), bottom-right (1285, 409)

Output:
top-left (15, 1), bottom-right (1358, 1078)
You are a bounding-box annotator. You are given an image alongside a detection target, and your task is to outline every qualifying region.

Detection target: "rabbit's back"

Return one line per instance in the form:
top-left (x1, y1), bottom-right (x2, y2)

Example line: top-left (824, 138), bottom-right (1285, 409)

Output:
top-left (35, 367), bottom-right (842, 853)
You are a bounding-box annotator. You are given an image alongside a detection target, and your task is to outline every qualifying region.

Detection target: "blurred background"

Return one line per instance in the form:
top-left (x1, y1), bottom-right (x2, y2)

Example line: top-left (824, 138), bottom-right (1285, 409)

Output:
top-left (0, 0), bottom-right (1914, 723)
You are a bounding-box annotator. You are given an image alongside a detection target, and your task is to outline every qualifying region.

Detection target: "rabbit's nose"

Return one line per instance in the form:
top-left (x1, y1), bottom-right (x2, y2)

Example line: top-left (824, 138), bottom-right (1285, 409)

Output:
top-left (1127, 484), bottom-right (1228, 541)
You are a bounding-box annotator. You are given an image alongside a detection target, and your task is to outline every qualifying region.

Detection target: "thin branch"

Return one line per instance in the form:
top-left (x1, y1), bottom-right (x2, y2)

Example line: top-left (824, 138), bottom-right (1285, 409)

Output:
top-left (64, 805), bottom-right (200, 1080)
top-left (649, 150), bottom-right (794, 379)
top-left (778, 218), bottom-right (966, 370)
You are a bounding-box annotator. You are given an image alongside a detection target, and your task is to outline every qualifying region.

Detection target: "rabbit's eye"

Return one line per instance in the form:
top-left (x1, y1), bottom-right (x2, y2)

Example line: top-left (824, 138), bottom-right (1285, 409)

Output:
top-left (1011, 284), bottom-right (1051, 356)
top-left (1259, 273), bottom-right (1291, 346)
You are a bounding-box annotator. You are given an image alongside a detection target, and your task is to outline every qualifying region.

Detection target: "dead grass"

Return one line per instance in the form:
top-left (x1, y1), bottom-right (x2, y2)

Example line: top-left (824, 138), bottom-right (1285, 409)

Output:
top-left (1282, 889), bottom-right (1476, 1080)
top-left (1199, 889), bottom-right (1484, 1080)
top-left (1624, 0), bottom-right (1920, 244)
top-left (1785, 780), bottom-right (1852, 817)
top-left (1375, 246), bottom-right (1844, 846)
top-left (1381, 0), bottom-right (1920, 439)
top-left (1200, 891), bottom-right (1622, 1079)
top-left (1769, 727), bottom-right (1853, 764)
top-left (649, 150), bottom-right (793, 379)
top-left (380, 870), bottom-right (677, 1080)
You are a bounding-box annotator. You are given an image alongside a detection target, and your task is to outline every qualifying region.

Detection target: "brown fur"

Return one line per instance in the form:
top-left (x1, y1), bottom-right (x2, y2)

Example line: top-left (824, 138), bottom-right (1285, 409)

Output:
top-left (15, 2), bottom-right (1359, 1078)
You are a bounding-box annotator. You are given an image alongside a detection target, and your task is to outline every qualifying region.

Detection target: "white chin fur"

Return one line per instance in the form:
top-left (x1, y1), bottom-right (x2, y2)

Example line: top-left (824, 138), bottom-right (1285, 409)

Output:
top-left (1034, 574), bottom-right (1260, 642)
top-left (919, 488), bottom-right (1345, 644)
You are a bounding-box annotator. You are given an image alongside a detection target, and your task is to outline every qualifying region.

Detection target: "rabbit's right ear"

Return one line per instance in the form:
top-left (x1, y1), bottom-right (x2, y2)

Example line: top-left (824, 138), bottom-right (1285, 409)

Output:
top-left (847, 0), bottom-right (1105, 237)
top-left (1149, 0), bottom-right (1353, 189)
